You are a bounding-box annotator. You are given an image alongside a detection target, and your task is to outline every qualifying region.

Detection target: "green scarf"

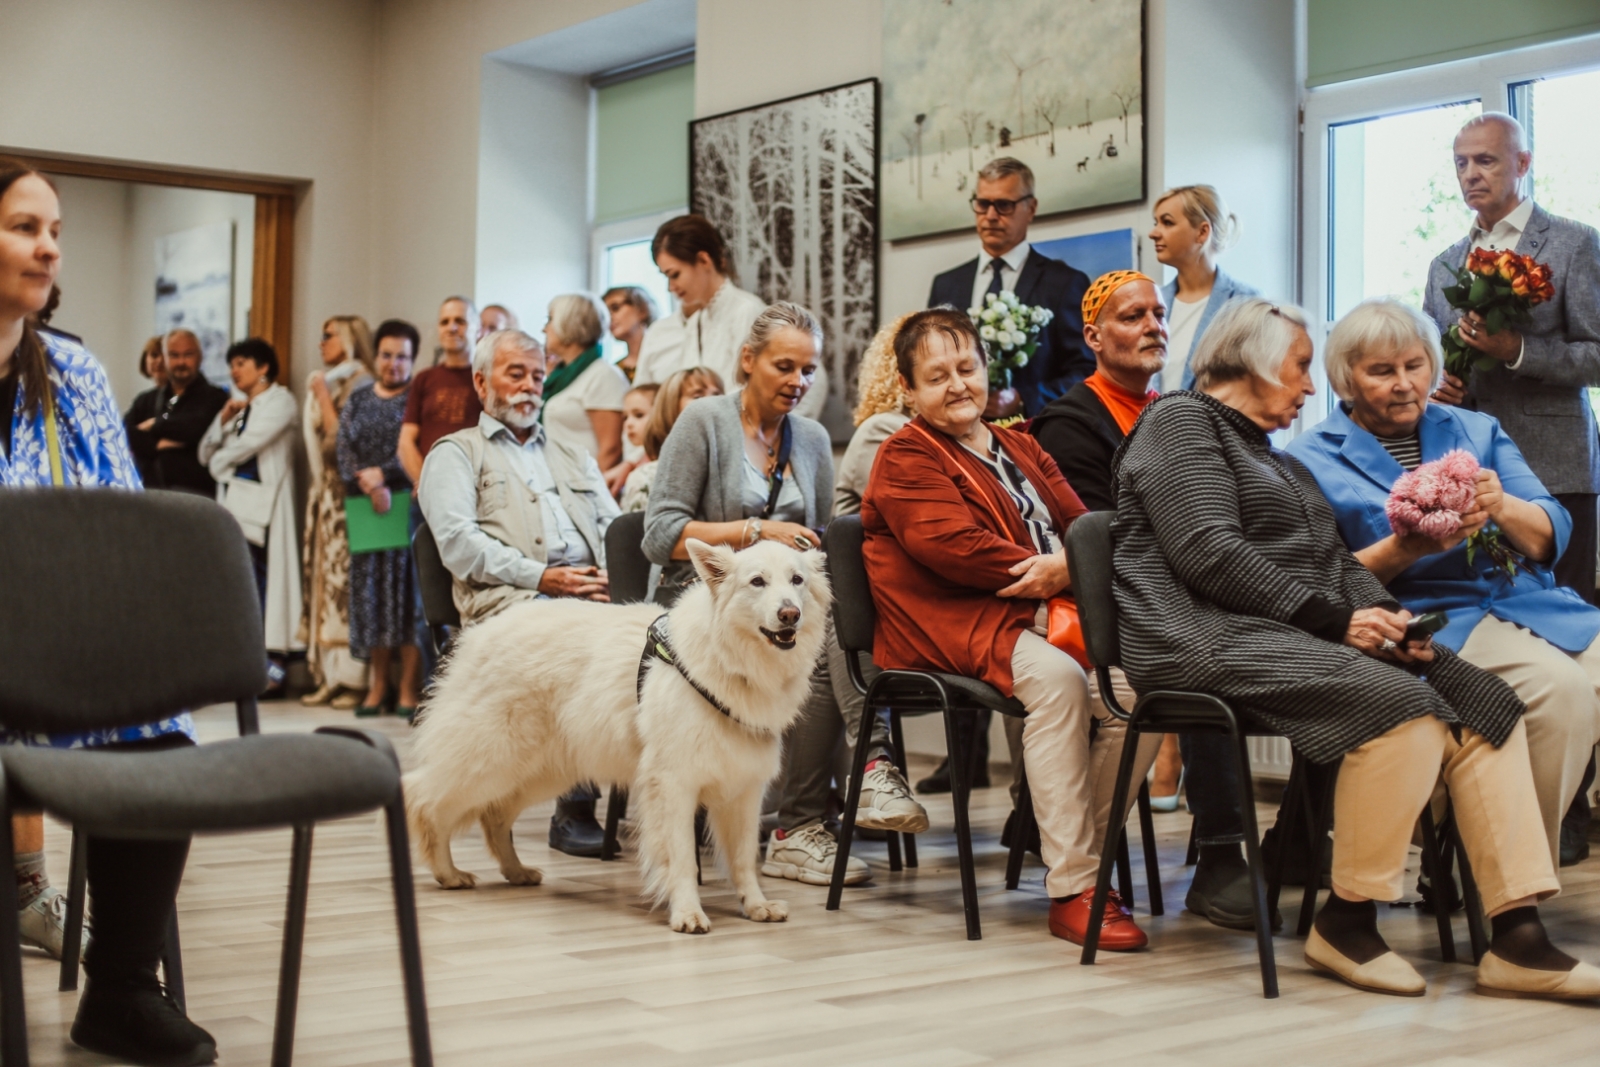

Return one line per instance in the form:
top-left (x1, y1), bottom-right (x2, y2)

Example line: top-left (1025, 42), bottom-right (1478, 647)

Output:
top-left (539, 343), bottom-right (603, 421)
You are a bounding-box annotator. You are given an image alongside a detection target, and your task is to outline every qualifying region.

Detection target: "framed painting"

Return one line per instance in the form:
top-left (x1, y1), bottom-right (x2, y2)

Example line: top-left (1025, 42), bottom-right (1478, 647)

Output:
top-left (690, 78), bottom-right (879, 438)
top-left (881, 0), bottom-right (1146, 241)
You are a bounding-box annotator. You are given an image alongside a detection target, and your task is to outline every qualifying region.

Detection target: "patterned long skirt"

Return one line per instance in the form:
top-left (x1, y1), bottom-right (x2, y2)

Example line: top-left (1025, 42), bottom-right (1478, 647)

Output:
top-left (350, 547), bottom-right (419, 659)
top-left (299, 467), bottom-right (367, 688)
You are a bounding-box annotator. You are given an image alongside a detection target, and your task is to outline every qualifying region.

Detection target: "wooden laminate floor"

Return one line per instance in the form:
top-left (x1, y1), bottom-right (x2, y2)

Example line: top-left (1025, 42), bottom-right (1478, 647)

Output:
top-left (21, 701), bottom-right (1600, 1066)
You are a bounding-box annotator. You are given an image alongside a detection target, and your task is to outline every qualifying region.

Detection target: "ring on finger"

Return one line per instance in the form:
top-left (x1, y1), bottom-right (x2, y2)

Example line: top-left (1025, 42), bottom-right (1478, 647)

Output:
top-left (794, 534), bottom-right (815, 550)
top-left (1380, 638), bottom-right (1397, 652)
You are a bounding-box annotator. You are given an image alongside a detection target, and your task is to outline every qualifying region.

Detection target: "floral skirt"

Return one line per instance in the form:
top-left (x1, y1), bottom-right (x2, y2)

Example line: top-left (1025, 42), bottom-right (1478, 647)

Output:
top-left (349, 548), bottom-right (419, 659)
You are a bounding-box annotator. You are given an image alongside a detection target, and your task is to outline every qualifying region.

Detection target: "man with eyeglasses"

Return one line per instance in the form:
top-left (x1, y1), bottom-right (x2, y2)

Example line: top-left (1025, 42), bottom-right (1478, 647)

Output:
top-left (928, 157), bottom-right (1093, 420)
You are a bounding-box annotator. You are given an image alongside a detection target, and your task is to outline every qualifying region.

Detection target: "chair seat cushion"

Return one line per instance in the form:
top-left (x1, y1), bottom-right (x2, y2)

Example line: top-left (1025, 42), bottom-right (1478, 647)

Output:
top-left (871, 669), bottom-right (1028, 717)
top-left (1, 734), bottom-right (399, 838)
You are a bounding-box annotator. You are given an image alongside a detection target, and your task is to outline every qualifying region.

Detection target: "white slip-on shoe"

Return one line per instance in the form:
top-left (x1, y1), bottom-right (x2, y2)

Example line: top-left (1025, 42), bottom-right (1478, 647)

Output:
top-left (1477, 950), bottom-right (1600, 1000)
top-left (1305, 927), bottom-right (1425, 997)
top-left (856, 762), bottom-right (930, 834)
top-left (761, 824), bottom-right (870, 886)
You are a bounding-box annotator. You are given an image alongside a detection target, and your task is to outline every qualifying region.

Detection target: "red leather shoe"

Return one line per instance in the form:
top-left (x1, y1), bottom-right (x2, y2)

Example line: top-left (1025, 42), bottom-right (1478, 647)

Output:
top-left (1049, 888), bottom-right (1148, 951)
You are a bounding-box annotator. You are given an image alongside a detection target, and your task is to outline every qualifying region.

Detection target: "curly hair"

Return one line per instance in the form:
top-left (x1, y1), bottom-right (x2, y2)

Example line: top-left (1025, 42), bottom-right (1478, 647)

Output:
top-left (852, 312), bottom-right (915, 426)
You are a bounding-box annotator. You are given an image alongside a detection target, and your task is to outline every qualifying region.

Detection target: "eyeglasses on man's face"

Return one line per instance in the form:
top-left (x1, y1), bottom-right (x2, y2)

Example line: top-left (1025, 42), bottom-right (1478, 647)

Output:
top-left (970, 195), bottom-right (1036, 217)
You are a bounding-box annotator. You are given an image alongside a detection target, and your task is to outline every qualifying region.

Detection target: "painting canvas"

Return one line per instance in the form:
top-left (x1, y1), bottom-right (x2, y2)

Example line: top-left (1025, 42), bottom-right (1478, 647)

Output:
top-left (155, 220), bottom-right (235, 388)
top-left (691, 78), bottom-right (879, 439)
top-left (1033, 228), bottom-right (1137, 282)
top-left (881, 0), bottom-right (1145, 241)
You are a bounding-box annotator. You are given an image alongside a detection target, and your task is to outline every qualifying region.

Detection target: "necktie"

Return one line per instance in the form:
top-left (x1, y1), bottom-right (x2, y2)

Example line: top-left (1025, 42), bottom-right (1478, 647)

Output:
top-left (986, 258), bottom-right (1006, 300)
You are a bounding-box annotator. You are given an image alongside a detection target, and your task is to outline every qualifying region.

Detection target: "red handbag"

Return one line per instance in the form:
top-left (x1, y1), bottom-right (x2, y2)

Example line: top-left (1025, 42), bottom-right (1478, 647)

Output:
top-left (1046, 596), bottom-right (1090, 668)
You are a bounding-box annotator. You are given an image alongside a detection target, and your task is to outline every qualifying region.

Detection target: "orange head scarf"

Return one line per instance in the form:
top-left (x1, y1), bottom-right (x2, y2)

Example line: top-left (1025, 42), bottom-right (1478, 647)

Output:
top-left (1081, 270), bottom-right (1155, 325)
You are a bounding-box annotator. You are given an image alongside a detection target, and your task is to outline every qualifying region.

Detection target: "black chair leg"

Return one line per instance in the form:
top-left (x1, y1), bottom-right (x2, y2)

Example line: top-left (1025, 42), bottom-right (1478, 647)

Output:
top-left (1005, 768), bottom-right (1033, 891)
top-left (1137, 782), bottom-right (1164, 917)
top-left (59, 827), bottom-right (88, 992)
top-left (271, 824), bottom-right (315, 1067)
top-left (889, 711), bottom-right (917, 869)
top-left (1082, 722), bottom-right (1142, 966)
top-left (384, 795), bottom-right (434, 1067)
top-left (1296, 759), bottom-right (1337, 938)
top-left (886, 829), bottom-right (904, 873)
top-left (1231, 725), bottom-right (1279, 999)
top-left (602, 787), bottom-right (627, 861)
top-left (1417, 809), bottom-right (1457, 963)
top-left (0, 794), bottom-right (31, 1067)
top-left (236, 696), bottom-right (261, 736)
top-left (1452, 819), bottom-right (1489, 964)
top-left (1184, 819), bottom-right (1199, 867)
top-left (944, 705), bottom-right (982, 941)
top-left (826, 698), bottom-right (879, 912)
top-left (162, 907), bottom-right (185, 1011)
top-left (1267, 757), bottom-right (1302, 920)
top-left (1115, 826), bottom-right (1135, 908)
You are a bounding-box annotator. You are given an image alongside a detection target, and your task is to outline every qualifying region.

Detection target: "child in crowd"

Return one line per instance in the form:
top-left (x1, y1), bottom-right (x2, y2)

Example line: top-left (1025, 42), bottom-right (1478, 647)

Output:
top-left (621, 365), bottom-right (723, 512)
top-left (606, 383), bottom-right (659, 499)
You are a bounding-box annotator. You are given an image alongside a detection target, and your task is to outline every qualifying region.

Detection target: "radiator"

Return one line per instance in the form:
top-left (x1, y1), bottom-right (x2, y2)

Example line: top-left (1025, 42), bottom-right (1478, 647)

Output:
top-left (1247, 735), bottom-right (1294, 782)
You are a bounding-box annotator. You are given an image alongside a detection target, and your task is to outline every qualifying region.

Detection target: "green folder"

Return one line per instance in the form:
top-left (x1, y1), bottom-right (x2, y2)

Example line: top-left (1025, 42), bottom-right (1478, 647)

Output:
top-left (345, 490), bottom-right (413, 554)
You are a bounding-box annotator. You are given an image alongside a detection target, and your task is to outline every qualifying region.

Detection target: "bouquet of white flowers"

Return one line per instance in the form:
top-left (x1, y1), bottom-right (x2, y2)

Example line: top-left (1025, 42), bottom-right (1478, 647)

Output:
top-left (970, 290), bottom-right (1054, 392)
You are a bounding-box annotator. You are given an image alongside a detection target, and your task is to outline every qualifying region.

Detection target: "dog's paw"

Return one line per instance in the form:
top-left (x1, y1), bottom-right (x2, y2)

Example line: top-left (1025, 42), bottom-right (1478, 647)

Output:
top-left (669, 909), bottom-right (713, 934)
top-left (745, 899), bottom-right (788, 923)
top-left (435, 868), bottom-right (478, 890)
top-left (502, 865), bottom-right (543, 887)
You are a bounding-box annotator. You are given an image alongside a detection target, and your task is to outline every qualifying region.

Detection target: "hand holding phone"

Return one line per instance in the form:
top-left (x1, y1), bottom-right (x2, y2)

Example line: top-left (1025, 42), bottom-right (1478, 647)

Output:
top-left (1403, 610), bottom-right (1448, 644)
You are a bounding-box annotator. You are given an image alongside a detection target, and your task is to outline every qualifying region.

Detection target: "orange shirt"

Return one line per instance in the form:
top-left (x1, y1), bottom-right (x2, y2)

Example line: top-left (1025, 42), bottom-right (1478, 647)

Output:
top-left (1082, 371), bottom-right (1157, 436)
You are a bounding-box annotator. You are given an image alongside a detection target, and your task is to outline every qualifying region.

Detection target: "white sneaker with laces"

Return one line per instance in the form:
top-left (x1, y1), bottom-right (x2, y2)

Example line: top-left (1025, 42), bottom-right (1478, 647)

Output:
top-left (856, 761), bottom-right (930, 833)
top-left (19, 887), bottom-right (85, 961)
top-left (762, 824), bottom-right (870, 886)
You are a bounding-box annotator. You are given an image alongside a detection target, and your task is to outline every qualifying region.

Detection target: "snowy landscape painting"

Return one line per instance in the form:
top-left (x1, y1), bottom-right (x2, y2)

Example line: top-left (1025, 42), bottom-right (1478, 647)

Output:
top-left (690, 78), bottom-right (878, 438)
top-left (881, 0), bottom-right (1145, 241)
top-left (154, 220), bottom-right (235, 387)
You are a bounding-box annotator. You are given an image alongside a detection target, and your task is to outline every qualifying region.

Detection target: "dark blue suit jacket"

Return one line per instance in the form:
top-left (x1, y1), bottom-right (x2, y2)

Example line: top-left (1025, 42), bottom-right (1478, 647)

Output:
top-left (928, 247), bottom-right (1093, 415)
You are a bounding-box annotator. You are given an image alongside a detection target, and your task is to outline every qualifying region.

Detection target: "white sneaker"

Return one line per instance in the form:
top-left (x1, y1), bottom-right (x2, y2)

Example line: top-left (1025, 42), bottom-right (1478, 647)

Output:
top-left (856, 761), bottom-right (930, 833)
top-left (762, 824), bottom-right (871, 886)
top-left (19, 887), bottom-right (85, 961)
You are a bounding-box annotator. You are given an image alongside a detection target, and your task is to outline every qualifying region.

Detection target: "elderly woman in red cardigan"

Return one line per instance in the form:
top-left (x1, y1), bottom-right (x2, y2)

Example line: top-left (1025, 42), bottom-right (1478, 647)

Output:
top-left (861, 306), bottom-right (1162, 950)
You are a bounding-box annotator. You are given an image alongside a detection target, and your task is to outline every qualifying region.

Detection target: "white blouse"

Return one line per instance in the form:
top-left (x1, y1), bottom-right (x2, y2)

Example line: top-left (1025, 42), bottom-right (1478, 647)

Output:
top-left (541, 357), bottom-right (630, 463)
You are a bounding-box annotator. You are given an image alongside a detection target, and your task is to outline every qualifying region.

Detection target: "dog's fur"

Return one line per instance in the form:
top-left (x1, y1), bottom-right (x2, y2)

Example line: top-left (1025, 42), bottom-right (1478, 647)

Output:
top-left (404, 538), bottom-right (831, 933)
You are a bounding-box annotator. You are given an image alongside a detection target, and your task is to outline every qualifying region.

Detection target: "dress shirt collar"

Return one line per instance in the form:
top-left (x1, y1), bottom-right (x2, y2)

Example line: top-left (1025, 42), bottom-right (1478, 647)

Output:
top-left (979, 240), bottom-right (1031, 273)
top-left (478, 411), bottom-right (546, 449)
top-left (1470, 197), bottom-right (1535, 247)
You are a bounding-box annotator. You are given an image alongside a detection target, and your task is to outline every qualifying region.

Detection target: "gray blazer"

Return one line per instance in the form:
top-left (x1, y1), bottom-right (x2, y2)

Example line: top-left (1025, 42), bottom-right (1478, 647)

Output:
top-left (1160, 267), bottom-right (1260, 391)
top-left (1422, 203), bottom-right (1600, 495)
top-left (642, 391), bottom-right (834, 590)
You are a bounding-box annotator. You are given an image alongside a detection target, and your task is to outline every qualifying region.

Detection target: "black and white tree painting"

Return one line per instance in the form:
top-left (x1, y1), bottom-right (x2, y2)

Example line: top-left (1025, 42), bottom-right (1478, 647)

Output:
top-left (691, 79), bottom-right (879, 439)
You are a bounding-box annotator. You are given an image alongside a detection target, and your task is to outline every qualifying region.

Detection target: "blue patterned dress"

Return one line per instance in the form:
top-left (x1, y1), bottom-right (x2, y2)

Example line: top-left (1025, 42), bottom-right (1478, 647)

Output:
top-left (0, 331), bottom-right (195, 746)
top-left (337, 382), bottom-right (417, 658)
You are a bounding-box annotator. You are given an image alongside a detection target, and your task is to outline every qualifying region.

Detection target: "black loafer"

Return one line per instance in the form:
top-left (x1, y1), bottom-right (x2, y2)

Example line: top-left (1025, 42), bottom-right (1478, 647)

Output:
top-left (71, 973), bottom-right (217, 1066)
top-left (1560, 821), bottom-right (1590, 867)
top-left (549, 801), bottom-right (606, 858)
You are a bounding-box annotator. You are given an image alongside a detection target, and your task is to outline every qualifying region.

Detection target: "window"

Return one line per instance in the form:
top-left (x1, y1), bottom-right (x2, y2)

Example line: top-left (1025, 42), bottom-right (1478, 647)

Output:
top-left (1512, 68), bottom-right (1600, 233)
top-left (590, 209), bottom-right (683, 363)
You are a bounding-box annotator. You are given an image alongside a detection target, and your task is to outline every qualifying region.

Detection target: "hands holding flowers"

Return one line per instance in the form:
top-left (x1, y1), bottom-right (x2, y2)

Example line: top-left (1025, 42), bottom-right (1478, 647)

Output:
top-left (1440, 249), bottom-right (1556, 380)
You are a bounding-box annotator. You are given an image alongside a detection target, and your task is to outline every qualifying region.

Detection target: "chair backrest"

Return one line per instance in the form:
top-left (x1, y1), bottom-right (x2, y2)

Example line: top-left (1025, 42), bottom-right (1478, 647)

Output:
top-left (1065, 511), bottom-right (1120, 669)
top-left (0, 489), bottom-right (266, 733)
top-left (823, 515), bottom-right (877, 656)
top-left (411, 522), bottom-right (460, 629)
top-left (605, 510), bottom-right (651, 605)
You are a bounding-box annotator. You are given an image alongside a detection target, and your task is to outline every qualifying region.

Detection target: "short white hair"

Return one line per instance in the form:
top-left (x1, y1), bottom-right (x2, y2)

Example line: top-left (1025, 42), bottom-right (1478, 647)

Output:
top-left (471, 329), bottom-right (541, 379)
top-left (1189, 297), bottom-right (1311, 389)
top-left (1459, 111), bottom-right (1529, 155)
top-left (547, 292), bottom-right (608, 350)
top-left (1324, 298), bottom-right (1441, 400)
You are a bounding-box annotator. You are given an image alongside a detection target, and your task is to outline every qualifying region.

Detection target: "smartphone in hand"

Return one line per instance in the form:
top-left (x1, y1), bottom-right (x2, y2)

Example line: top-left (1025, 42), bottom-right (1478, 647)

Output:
top-left (1403, 610), bottom-right (1448, 644)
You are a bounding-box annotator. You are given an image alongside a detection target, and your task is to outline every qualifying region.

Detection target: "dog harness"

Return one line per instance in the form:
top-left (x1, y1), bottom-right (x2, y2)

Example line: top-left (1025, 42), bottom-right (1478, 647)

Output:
top-left (638, 615), bottom-right (771, 737)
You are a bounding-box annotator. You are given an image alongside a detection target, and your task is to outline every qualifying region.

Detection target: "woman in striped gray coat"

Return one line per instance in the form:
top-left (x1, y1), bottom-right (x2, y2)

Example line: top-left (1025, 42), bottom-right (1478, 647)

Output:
top-left (1112, 297), bottom-right (1600, 1001)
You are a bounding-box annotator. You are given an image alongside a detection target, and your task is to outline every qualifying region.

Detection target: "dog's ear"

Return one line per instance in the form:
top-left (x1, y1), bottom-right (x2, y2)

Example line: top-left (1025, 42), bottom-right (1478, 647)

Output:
top-left (686, 538), bottom-right (736, 593)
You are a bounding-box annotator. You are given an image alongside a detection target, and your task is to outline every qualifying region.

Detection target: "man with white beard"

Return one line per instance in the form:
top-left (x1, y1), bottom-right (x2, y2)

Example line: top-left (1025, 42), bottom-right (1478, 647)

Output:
top-left (420, 328), bottom-right (622, 855)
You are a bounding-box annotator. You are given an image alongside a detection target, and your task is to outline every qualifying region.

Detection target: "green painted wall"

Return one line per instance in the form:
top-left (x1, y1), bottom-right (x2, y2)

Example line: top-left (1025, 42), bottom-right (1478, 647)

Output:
top-left (594, 62), bottom-right (695, 224)
top-left (1308, 0), bottom-right (1600, 86)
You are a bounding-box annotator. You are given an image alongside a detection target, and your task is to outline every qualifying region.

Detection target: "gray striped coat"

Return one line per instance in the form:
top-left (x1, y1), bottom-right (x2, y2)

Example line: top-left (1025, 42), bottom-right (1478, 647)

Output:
top-left (1110, 392), bottom-right (1524, 764)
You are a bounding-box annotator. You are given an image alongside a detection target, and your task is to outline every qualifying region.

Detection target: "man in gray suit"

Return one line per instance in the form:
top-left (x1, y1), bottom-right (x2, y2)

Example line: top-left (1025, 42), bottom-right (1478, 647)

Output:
top-left (1424, 112), bottom-right (1600, 605)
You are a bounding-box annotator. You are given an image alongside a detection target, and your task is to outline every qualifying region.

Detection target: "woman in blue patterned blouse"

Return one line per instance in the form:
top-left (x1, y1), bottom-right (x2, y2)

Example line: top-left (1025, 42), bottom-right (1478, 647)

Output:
top-left (0, 158), bottom-right (215, 1065)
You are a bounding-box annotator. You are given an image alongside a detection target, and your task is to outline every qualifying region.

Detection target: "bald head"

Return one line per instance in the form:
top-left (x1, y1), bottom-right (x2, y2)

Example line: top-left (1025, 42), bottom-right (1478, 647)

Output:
top-left (1084, 279), bottom-right (1168, 393)
top-left (1453, 111), bottom-right (1531, 228)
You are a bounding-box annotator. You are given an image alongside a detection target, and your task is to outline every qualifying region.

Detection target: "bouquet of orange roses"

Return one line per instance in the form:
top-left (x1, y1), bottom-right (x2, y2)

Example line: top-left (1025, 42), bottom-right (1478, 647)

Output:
top-left (1439, 248), bottom-right (1555, 379)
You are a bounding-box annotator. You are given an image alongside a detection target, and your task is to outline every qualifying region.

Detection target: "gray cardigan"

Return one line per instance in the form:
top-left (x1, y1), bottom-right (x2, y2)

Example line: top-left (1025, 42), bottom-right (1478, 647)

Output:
top-left (642, 391), bottom-right (834, 587)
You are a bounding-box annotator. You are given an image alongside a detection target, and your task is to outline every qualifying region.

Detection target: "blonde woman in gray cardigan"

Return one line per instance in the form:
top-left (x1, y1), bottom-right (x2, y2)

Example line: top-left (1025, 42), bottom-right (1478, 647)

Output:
top-left (834, 313), bottom-right (914, 518)
top-left (644, 302), bottom-right (929, 886)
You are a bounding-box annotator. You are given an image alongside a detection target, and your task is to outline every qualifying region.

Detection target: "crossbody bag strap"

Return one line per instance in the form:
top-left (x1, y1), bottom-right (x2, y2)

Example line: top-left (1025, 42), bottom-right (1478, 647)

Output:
top-left (759, 415), bottom-right (794, 520)
top-left (44, 380), bottom-right (64, 486)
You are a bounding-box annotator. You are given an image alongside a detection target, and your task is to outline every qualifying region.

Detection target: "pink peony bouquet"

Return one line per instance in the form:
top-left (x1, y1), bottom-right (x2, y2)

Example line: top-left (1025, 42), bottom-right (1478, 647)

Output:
top-left (1385, 449), bottom-right (1519, 576)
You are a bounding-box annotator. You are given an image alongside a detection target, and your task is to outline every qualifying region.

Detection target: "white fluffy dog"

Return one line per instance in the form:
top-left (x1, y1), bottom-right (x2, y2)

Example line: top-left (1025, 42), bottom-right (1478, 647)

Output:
top-left (404, 538), bottom-right (831, 933)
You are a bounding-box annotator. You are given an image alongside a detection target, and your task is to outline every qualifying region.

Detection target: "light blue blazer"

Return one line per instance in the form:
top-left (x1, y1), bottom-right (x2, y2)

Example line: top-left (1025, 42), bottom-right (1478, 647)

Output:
top-left (1161, 267), bottom-right (1260, 391)
top-left (1286, 402), bottom-right (1600, 653)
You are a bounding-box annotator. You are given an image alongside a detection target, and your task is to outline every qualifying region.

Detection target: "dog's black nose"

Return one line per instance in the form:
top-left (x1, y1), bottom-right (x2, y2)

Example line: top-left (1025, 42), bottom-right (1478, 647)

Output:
top-left (777, 603), bottom-right (801, 627)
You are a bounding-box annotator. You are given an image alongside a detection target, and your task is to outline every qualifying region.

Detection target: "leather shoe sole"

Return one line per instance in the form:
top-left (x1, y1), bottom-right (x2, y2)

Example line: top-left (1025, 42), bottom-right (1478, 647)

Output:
top-left (1477, 951), bottom-right (1600, 1000)
top-left (1305, 928), bottom-right (1425, 996)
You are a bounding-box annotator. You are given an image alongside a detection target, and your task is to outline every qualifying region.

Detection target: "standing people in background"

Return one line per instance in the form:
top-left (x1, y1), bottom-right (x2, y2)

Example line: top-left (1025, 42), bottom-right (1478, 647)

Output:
top-left (478, 303), bottom-right (517, 341)
top-left (398, 296), bottom-right (484, 491)
top-left (835, 313), bottom-right (915, 517)
top-left (541, 292), bottom-right (629, 471)
top-left (339, 319), bottom-right (422, 720)
top-left (127, 329), bottom-right (228, 496)
top-left (299, 315), bottom-right (374, 710)
top-left (124, 335), bottom-right (167, 482)
top-left (0, 156), bottom-right (215, 1066)
top-left (200, 338), bottom-right (302, 698)
top-left (623, 366), bottom-right (724, 513)
top-left (608, 382), bottom-right (658, 502)
top-left (928, 157), bottom-right (1093, 417)
top-left (603, 285), bottom-right (658, 383)
top-left (1150, 184), bottom-right (1259, 392)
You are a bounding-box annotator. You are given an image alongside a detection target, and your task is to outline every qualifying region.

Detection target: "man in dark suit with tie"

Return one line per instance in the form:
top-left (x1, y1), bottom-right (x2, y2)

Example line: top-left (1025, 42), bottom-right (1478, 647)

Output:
top-left (927, 157), bottom-right (1093, 418)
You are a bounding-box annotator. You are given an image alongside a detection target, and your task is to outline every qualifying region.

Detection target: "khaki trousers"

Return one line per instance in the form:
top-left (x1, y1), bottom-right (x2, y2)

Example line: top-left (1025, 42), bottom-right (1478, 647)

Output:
top-left (1333, 716), bottom-right (1559, 915)
top-left (1010, 630), bottom-right (1163, 899)
top-left (1457, 614), bottom-right (1600, 869)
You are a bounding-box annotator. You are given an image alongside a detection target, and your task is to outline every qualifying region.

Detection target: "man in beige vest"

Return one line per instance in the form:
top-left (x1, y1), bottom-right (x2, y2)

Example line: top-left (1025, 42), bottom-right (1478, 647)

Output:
top-left (418, 327), bottom-right (620, 855)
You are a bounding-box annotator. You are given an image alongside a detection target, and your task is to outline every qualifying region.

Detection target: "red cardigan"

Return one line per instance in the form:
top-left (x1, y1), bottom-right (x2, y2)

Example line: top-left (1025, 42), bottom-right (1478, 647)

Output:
top-left (861, 416), bottom-right (1087, 696)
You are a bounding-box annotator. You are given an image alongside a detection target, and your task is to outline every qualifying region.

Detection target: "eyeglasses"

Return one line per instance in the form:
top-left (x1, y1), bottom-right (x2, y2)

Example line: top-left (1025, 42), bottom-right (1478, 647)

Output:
top-left (970, 195), bottom-right (1035, 217)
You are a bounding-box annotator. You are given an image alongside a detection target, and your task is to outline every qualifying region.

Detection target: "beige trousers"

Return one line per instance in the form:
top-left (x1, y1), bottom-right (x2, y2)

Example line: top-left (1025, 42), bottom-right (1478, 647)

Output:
top-left (1334, 716), bottom-right (1559, 915)
top-left (1457, 614), bottom-right (1600, 869)
top-left (1010, 630), bottom-right (1164, 899)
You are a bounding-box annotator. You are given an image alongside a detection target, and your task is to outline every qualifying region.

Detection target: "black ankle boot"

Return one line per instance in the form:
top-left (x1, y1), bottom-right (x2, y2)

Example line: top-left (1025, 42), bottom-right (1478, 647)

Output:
top-left (549, 797), bottom-right (606, 857)
top-left (71, 970), bottom-right (217, 1066)
top-left (1186, 845), bottom-right (1276, 930)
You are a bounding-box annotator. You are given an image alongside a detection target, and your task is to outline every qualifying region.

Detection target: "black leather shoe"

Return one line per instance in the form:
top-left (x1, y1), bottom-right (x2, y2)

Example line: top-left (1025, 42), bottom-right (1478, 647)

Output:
top-left (1186, 851), bottom-right (1279, 931)
top-left (917, 758), bottom-right (952, 794)
top-left (1000, 809), bottom-right (1042, 857)
top-left (71, 972), bottom-right (217, 1066)
top-left (1561, 821), bottom-right (1590, 867)
top-left (549, 799), bottom-right (606, 858)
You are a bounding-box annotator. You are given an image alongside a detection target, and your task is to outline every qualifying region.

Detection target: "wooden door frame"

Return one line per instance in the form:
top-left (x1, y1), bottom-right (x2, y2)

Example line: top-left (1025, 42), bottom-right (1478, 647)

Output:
top-left (7, 148), bottom-right (302, 382)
